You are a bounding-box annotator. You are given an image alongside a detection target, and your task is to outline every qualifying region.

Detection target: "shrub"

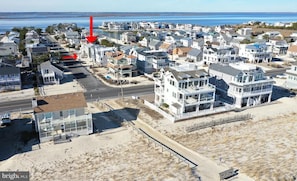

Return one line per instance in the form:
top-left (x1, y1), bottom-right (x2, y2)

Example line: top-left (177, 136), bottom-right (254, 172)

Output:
top-left (162, 103), bottom-right (169, 108)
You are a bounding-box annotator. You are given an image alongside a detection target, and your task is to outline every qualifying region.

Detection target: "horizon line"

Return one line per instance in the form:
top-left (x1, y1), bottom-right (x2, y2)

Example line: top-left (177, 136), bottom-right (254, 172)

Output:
top-left (0, 11), bottom-right (297, 13)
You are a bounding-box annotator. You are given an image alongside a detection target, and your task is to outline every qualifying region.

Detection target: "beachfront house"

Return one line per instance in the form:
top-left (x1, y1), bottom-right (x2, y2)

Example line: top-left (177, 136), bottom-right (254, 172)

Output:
top-left (209, 63), bottom-right (274, 108)
top-left (239, 43), bottom-right (272, 63)
top-left (40, 61), bottom-right (64, 85)
top-left (154, 64), bottom-right (216, 116)
top-left (202, 46), bottom-right (238, 64)
top-left (285, 62), bottom-right (297, 89)
top-left (32, 92), bottom-right (93, 143)
top-left (0, 66), bottom-right (21, 92)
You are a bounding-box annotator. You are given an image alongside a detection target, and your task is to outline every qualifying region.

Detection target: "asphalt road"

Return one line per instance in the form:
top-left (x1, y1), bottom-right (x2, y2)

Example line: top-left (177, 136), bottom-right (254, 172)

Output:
top-left (0, 84), bottom-right (154, 114)
top-left (0, 34), bottom-right (154, 114)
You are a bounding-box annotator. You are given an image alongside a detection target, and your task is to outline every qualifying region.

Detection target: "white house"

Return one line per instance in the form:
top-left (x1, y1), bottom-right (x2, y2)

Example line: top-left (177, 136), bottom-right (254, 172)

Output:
top-left (138, 37), bottom-right (149, 47)
top-left (32, 92), bottom-right (93, 143)
top-left (154, 64), bottom-right (216, 116)
top-left (203, 46), bottom-right (238, 64)
top-left (180, 38), bottom-right (193, 47)
top-left (136, 49), bottom-right (170, 74)
top-left (237, 28), bottom-right (252, 36)
top-left (285, 62), bottom-right (297, 89)
top-left (239, 43), bottom-right (272, 63)
top-left (209, 63), bottom-right (274, 108)
top-left (40, 61), bottom-right (64, 85)
top-left (269, 39), bottom-right (288, 55)
top-left (80, 42), bottom-right (116, 66)
top-left (120, 32), bottom-right (137, 44)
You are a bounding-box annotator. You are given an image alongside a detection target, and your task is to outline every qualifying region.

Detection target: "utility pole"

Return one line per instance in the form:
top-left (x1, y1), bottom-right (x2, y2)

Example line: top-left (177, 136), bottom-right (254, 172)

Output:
top-left (117, 70), bottom-right (124, 99)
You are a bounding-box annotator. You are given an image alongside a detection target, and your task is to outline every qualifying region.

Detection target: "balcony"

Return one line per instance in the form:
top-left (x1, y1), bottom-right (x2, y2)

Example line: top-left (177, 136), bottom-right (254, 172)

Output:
top-left (178, 96), bottom-right (214, 105)
top-left (229, 88), bottom-right (272, 97)
top-left (230, 78), bottom-right (274, 86)
top-left (178, 84), bottom-right (216, 95)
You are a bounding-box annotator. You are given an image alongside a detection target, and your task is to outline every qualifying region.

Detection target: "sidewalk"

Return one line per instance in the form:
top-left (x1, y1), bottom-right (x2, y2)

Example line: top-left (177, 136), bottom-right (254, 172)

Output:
top-left (40, 73), bottom-right (85, 96)
top-left (0, 89), bottom-right (35, 103)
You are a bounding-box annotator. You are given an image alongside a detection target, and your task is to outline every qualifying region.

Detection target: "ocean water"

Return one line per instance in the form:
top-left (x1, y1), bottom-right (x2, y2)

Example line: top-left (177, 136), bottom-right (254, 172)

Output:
top-left (0, 12), bottom-right (297, 33)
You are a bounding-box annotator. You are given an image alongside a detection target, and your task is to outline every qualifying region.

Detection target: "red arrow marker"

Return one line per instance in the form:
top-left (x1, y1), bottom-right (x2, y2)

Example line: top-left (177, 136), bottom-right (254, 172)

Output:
top-left (86, 16), bottom-right (97, 43)
top-left (62, 53), bottom-right (78, 60)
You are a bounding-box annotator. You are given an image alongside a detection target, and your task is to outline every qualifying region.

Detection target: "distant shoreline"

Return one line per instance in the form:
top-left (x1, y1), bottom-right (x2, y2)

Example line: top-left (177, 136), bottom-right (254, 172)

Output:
top-left (1, 12), bottom-right (297, 33)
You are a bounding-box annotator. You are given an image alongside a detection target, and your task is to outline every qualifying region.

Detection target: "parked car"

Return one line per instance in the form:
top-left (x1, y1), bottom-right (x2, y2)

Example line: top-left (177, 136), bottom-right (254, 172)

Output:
top-left (0, 117), bottom-right (11, 126)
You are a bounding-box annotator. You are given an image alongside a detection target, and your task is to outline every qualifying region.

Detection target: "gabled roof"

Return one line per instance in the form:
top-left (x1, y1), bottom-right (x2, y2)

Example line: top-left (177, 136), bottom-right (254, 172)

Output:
top-left (209, 63), bottom-right (242, 76)
top-left (149, 39), bottom-right (162, 47)
top-left (40, 61), bottom-right (63, 75)
top-left (159, 42), bottom-right (172, 50)
top-left (173, 47), bottom-right (192, 55)
top-left (33, 92), bottom-right (87, 114)
top-left (187, 48), bottom-right (201, 57)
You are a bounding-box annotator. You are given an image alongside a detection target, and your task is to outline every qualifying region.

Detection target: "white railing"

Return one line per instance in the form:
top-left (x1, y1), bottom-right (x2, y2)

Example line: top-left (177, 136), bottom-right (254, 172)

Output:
top-left (175, 105), bottom-right (235, 121)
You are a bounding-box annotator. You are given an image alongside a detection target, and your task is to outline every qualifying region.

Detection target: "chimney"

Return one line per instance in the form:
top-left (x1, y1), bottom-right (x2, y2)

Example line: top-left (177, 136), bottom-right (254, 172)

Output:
top-left (32, 98), bottom-right (38, 108)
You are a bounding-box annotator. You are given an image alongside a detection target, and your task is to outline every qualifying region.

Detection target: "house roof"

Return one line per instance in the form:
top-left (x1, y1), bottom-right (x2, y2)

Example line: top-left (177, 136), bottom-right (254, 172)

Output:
top-left (169, 68), bottom-right (208, 81)
top-left (33, 92), bottom-right (87, 114)
top-left (0, 66), bottom-right (20, 76)
top-left (30, 46), bottom-right (49, 53)
top-left (149, 39), bottom-right (162, 48)
top-left (40, 61), bottom-right (63, 75)
top-left (209, 63), bottom-right (242, 76)
top-left (187, 48), bottom-right (201, 57)
top-left (173, 47), bottom-right (192, 55)
top-left (159, 42), bottom-right (172, 50)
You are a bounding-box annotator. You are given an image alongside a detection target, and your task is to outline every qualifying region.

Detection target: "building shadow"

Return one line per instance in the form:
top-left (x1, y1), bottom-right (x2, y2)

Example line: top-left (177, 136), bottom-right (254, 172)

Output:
top-left (92, 107), bottom-right (140, 133)
top-left (271, 85), bottom-right (296, 101)
top-left (0, 118), bottom-right (39, 161)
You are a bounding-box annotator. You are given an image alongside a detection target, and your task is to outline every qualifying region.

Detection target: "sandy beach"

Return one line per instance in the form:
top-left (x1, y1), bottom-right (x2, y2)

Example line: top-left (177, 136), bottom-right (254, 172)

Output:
top-left (1, 77), bottom-right (297, 180)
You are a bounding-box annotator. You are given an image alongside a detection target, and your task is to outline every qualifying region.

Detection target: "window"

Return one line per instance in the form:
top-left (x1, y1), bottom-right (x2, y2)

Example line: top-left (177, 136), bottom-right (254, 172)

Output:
top-left (44, 112), bottom-right (52, 122)
top-left (69, 109), bottom-right (75, 117)
top-left (60, 111), bottom-right (63, 117)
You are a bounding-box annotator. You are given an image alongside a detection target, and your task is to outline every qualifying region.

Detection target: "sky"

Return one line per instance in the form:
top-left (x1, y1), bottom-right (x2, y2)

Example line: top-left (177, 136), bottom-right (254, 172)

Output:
top-left (0, 0), bottom-right (296, 12)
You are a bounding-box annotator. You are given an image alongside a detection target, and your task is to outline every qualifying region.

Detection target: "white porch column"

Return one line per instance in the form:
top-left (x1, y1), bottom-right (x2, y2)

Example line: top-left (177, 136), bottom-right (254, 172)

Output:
top-left (268, 93), bottom-right (272, 103)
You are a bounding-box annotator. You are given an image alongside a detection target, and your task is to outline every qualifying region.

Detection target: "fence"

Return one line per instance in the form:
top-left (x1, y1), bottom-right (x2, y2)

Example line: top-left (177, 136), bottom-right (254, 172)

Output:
top-left (185, 114), bottom-right (252, 133)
